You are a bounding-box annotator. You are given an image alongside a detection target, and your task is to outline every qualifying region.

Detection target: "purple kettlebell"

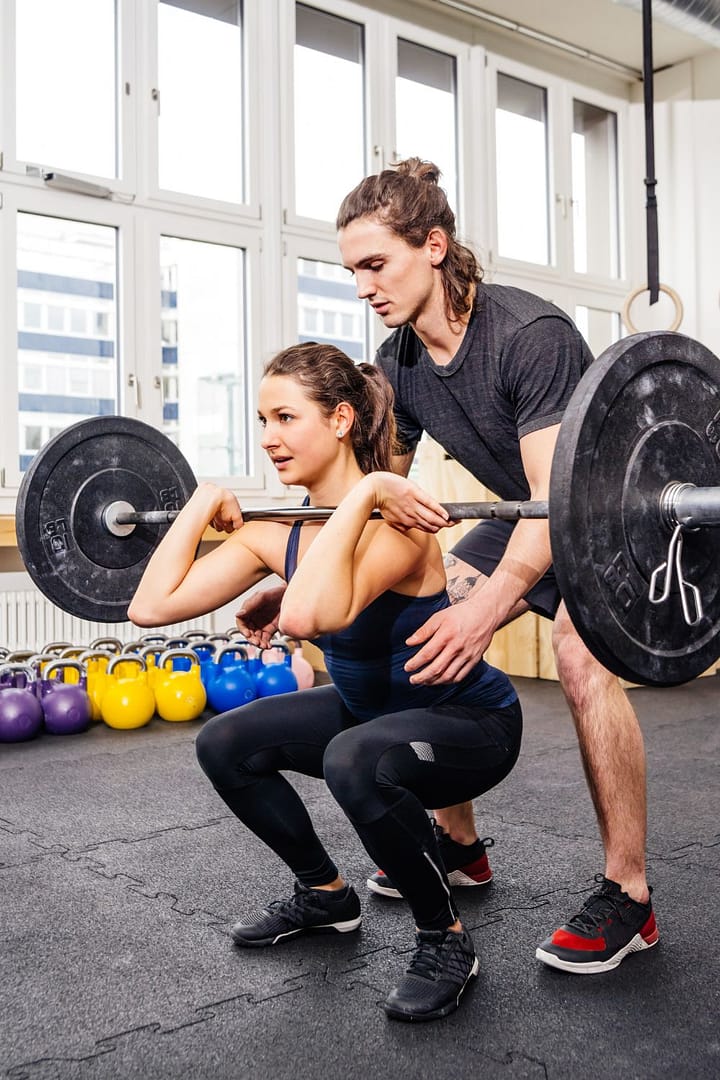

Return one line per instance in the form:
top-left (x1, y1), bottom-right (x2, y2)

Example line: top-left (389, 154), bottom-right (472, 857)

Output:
top-left (0, 664), bottom-right (44, 743)
top-left (40, 659), bottom-right (92, 736)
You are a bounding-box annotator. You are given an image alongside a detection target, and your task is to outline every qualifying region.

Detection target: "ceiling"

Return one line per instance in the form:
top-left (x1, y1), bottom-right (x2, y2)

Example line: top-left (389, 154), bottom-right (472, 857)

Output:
top-left (428, 0), bottom-right (720, 75)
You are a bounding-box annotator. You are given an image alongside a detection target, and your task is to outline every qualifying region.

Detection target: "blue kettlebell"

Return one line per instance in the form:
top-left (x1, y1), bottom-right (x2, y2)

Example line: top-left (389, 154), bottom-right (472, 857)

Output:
top-left (255, 641), bottom-right (298, 698)
top-left (206, 645), bottom-right (257, 712)
top-left (190, 641), bottom-right (217, 688)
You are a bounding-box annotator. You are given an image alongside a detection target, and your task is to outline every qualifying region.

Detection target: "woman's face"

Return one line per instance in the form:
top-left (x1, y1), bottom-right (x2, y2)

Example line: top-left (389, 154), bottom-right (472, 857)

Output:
top-left (258, 374), bottom-right (338, 488)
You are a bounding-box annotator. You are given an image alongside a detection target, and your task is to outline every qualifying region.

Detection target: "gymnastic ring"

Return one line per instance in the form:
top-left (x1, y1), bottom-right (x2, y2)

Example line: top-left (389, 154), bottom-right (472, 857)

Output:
top-left (621, 282), bottom-right (683, 334)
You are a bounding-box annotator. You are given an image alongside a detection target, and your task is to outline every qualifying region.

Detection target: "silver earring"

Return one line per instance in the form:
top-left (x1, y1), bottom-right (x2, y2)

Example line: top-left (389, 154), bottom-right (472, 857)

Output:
top-left (337, 429), bottom-right (344, 438)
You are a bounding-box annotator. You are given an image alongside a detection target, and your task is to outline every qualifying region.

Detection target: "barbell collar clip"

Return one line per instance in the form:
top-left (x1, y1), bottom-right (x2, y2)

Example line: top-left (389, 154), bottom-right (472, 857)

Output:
top-left (662, 483), bottom-right (720, 530)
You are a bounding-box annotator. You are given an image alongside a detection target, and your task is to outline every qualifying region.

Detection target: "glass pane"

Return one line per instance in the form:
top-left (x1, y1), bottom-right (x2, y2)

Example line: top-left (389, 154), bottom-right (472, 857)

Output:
top-left (572, 101), bottom-right (620, 277)
top-left (158, 1), bottom-right (244, 202)
top-left (17, 214), bottom-right (119, 472)
top-left (160, 237), bottom-right (248, 477)
top-left (297, 258), bottom-right (367, 362)
top-left (294, 4), bottom-right (365, 221)
top-left (495, 73), bottom-right (549, 265)
top-left (575, 305), bottom-right (621, 355)
top-left (396, 40), bottom-right (458, 212)
top-left (16, 0), bottom-right (117, 177)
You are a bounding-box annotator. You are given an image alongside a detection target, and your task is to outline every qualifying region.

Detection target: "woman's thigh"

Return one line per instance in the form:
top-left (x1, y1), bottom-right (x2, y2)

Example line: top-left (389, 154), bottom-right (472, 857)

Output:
top-left (196, 684), bottom-right (353, 784)
top-left (324, 701), bottom-right (522, 819)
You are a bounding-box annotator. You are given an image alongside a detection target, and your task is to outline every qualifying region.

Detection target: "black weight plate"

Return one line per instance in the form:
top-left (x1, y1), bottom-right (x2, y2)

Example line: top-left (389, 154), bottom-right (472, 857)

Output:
top-left (550, 331), bottom-right (720, 686)
top-left (16, 416), bottom-right (196, 622)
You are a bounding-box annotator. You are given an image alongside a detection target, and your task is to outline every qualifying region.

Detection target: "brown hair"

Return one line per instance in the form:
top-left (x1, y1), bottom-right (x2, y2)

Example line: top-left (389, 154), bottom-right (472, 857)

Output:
top-left (263, 343), bottom-right (398, 473)
top-left (336, 157), bottom-right (483, 322)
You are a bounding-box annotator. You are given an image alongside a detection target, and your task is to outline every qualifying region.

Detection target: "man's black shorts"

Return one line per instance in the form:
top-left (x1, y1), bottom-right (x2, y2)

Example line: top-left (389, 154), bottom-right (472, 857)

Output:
top-left (450, 520), bottom-right (561, 620)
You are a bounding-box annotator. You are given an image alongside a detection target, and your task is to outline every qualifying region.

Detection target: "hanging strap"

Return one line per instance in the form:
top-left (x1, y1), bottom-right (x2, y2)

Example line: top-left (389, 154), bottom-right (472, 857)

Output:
top-left (643, 0), bottom-right (659, 305)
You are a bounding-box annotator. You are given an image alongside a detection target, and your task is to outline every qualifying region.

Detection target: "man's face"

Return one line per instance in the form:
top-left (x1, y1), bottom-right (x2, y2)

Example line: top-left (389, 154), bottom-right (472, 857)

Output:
top-left (338, 216), bottom-right (442, 328)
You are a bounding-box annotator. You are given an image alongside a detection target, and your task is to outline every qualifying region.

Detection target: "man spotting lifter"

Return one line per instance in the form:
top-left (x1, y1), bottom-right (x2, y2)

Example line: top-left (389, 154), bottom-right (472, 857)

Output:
top-left (239, 158), bottom-right (658, 974)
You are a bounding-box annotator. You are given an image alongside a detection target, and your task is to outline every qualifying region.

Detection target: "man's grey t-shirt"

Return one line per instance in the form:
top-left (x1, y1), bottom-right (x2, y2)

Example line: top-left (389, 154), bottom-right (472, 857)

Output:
top-left (375, 283), bottom-right (594, 502)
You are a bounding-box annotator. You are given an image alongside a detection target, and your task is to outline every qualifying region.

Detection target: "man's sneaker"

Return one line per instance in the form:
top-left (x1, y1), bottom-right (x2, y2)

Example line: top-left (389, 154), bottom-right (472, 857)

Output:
top-left (535, 875), bottom-right (659, 974)
top-left (231, 881), bottom-right (361, 948)
top-left (384, 927), bottom-right (479, 1022)
top-left (367, 822), bottom-right (494, 899)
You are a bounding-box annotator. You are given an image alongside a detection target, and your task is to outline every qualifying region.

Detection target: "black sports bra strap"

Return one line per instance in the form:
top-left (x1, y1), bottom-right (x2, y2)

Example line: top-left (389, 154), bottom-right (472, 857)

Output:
top-left (283, 495), bottom-right (311, 581)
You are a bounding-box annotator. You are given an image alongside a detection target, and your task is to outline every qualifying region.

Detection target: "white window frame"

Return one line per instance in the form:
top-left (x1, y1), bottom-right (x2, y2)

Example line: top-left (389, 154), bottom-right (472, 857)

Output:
top-left (140, 0), bottom-right (264, 221)
top-left (486, 51), bottom-right (631, 304)
top-left (0, 184), bottom-right (137, 503)
top-left (1, 0), bottom-right (138, 198)
top-left (133, 211), bottom-right (266, 492)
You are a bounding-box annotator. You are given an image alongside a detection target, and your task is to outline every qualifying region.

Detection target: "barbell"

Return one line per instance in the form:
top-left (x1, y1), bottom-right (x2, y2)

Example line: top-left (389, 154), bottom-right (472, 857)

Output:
top-left (14, 330), bottom-right (720, 688)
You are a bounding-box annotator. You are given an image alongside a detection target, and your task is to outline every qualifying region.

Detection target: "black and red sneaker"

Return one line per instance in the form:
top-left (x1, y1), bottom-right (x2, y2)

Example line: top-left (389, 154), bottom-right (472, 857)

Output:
top-left (367, 821), bottom-right (494, 899)
top-left (536, 875), bottom-right (659, 974)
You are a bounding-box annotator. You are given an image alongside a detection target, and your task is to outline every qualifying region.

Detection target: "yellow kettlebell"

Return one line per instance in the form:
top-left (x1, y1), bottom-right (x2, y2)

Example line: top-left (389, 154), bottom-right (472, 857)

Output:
top-left (153, 649), bottom-right (207, 723)
top-left (100, 654), bottom-right (155, 730)
top-left (79, 649), bottom-right (113, 721)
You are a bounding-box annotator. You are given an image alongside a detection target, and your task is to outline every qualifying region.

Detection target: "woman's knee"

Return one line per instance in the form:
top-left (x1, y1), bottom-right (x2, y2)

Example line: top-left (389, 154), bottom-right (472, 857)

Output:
top-left (323, 729), bottom-right (376, 814)
top-left (195, 709), bottom-right (254, 786)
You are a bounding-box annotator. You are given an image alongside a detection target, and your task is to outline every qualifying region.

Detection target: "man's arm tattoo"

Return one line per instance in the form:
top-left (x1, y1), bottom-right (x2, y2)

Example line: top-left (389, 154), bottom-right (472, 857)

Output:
top-left (443, 553), bottom-right (481, 604)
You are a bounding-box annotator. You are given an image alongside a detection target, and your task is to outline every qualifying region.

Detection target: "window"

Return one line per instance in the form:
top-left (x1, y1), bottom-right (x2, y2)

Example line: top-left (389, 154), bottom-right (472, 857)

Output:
top-left (157, 1), bottom-right (245, 203)
top-left (16, 213), bottom-right (119, 468)
top-left (495, 73), bottom-right (550, 265)
top-left (572, 100), bottom-right (620, 278)
top-left (0, 1), bottom-right (632, 512)
top-left (159, 236), bottom-right (249, 477)
top-left (575, 305), bottom-right (622, 355)
top-left (296, 257), bottom-right (367, 361)
top-left (294, 4), bottom-right (365, 221)
top-left (23, 425), bottom-right (43, 452)
top-left (15, 0), bottom-right (117, 177)
top-left (395, 39), bottom-right (458, 210)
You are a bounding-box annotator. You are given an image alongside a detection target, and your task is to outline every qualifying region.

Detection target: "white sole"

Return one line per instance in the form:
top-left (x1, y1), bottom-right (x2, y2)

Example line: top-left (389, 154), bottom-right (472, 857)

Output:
top-left (535, 932), bottom-right (658, 974)
top-left (367, 870), bottom-right (492, 899)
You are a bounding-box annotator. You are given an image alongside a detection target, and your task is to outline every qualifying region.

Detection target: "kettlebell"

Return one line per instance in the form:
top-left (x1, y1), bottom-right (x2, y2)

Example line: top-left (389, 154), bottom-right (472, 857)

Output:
top-left (78, 650), bottom-right (113, 721)
top-left (281, 638), bottom-right (315, 690)
top-left (101, 655), bottom-right (155, 730)
top-left (0, 664), bottom-right (44, 743)
top-left (190, 641), bottom-right (217, 687)
top-left (90, 636), bottom-right (123, 654)
top-left (40, 659), bottom-right (92, 735)
top-left (255, 641), bottom-right (298, 698)
top-left (206, 645), bottom-right (257, 712)
top-left (153, 649), bottom-right (207, 722)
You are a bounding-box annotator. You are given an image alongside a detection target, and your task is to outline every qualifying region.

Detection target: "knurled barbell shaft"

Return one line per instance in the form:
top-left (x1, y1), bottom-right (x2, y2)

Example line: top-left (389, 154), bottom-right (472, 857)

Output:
top-left (111, 499), bottom-right (551, 528)
top-left (109, 485), bottom-right (720, 531)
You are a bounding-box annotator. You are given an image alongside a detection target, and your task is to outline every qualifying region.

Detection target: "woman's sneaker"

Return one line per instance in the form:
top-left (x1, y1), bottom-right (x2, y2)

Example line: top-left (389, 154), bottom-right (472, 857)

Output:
top-left (384, 927), bottom-right (479, 1022)
top-left (535, 875), bottom-right (658, 974)
top-left (367, 823), bottom-right (494, 899)
top-left (231, 881), bottom-right (361, 947)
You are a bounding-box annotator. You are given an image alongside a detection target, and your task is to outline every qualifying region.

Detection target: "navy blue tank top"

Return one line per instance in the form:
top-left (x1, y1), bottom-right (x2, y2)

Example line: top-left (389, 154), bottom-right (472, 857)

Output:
top-left (284, 513), bottom-right (517, 721)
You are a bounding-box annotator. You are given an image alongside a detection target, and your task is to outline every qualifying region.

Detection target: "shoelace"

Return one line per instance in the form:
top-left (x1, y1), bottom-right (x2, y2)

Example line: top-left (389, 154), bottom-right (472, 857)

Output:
top-left (407, 933), bottom-right (472, 983)
top-left (567, 878), bottom-right (634, 933)
top-left (264, 887), bottom-right (328, 927)
top-left (407, 935), bottom-right (447, 981)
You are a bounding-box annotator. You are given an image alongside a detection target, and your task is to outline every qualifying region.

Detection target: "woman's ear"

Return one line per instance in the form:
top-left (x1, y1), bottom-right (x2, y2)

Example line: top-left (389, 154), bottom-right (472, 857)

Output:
top-left (334, 402), bottom-right (355, 437)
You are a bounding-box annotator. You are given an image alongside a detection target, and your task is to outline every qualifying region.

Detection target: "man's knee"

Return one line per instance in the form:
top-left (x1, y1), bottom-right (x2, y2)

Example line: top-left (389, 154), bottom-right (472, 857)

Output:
top-left (552, 603), bottom-right (621, 701)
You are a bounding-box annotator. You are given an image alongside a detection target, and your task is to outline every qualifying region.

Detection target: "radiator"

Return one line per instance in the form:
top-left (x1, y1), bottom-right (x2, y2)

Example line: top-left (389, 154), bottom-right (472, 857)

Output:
top-left (0, 589), bottom-right (216, 653)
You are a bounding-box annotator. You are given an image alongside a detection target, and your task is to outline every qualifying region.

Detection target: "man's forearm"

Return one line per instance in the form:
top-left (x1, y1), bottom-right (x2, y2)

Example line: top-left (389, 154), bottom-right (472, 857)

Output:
top-left (445, 520), bottom-right (552, 625)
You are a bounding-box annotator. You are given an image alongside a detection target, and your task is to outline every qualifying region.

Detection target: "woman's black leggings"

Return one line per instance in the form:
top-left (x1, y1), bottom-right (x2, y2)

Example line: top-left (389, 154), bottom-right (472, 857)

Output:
top-left (195, 684), bottom-right (522, 932)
